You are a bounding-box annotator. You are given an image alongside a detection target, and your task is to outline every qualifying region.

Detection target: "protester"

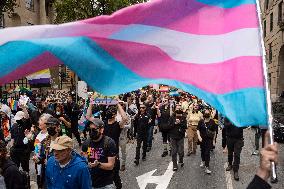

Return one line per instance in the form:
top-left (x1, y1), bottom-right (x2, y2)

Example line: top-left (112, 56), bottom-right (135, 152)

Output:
top-left (81, 119), bottom-right (117, 189)
top-left (224, 118), bottom-right (244, 181)
top-left (10, 109), bottom-right (31, 173)
top-left (186, 103), bottom-right (203, 156)
top-left (46, 136), bottom-right (92, 189)
top-left (144, 95), bottom-right (157, 152)
top-left (197, 109), bottom-right (217, 174)
top-left (0, 104), bottom-right (13, 142)
top-left (54, 104), bottom-right (71, 136)
top-left (65, 94), bottom-right (82, 146)
top-left (158, 97), bottom-right (172, 157)
top-left (134, 103), bottom-right (151, 165)
top-left (168, 109), bottom-right (187, 171)
top-left (32, 113), bottom-right (52, 189)
top-left (0, 141), bottom-right (26, 189)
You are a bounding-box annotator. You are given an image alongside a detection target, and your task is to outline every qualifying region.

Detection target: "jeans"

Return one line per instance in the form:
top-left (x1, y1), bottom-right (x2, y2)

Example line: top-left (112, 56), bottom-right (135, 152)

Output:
top-left (135, 137), bottom-right (147, 160)
top-left (93, 184), bottom-right (115, 189)
top-left (171, 138), bottom-right (184, 168)
top-left (147, 125), bottom-right (154, 147)
top-left (200, 139), bottom-right (213, 167)
top-left (227, 137), bottom-right (244, 172)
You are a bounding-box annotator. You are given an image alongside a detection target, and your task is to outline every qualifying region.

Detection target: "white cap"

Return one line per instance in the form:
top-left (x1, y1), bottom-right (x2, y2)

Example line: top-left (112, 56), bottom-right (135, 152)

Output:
top-left (14, 111), bottom-right (25, 121)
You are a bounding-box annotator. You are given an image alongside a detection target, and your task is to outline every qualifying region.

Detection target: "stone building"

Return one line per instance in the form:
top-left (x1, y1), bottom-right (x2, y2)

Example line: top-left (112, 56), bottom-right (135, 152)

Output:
top-left (261, 0), bottom-right (284, 101)
top-left (0, 0), bottom-right (74, 94)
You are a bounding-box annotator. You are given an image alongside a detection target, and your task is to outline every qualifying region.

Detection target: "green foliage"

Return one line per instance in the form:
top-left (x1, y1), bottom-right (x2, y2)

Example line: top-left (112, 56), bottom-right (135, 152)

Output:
top-left (53, 0), bottom-right (145, 23)
top-left (0, 0), bottom-right (18, 16)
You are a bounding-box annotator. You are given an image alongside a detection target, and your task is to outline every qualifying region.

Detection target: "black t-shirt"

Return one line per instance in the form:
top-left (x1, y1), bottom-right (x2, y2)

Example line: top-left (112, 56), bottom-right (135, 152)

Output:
top-left (11, 119), bottom-right (31, 149)
top-left (82, 136), bottom-right (117, 188)
top-left (159, 105), bottom-right (171, 131)
top-left (103, 121), bottom-right (121, 152)
top-left (197, 119), bottom-right (217, 140)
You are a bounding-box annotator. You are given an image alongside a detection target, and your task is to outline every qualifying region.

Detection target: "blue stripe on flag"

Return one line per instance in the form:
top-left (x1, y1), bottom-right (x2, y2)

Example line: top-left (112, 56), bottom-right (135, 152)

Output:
top-left (196, 0), bottom-right (256, 8)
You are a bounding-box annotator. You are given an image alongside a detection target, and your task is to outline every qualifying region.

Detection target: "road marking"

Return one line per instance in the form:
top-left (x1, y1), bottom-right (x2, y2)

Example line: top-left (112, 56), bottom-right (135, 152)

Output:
top-left (136, 162), bottom-right (174, 189)
top-left (224, 163), bottom-right (234, 189)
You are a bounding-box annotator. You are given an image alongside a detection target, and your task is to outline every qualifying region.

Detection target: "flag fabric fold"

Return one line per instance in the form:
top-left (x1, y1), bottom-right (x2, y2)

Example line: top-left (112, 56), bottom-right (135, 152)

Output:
top-left (0, 0), bottom-right (267, 126)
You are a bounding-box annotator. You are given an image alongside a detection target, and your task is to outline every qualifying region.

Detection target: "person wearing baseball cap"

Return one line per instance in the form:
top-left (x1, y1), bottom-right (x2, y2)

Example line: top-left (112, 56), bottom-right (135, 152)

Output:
top-left (82, 118), bottom-right (117, 189)
top-left (46, 135), bottom-right (92, 189)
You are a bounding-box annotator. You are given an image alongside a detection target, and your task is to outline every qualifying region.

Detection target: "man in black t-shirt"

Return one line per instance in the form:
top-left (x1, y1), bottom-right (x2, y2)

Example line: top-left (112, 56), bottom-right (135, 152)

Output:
top-left (86, 97), bottom-right (128, 189)
top-left (81, 118), bottom-right (117, 189)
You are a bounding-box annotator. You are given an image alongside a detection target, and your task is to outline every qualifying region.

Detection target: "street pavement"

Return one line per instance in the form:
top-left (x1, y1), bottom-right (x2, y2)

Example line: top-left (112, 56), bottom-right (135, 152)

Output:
top-left (28, 128), bottom-right (284, 189)
top-left (120, 128), bottom-right (284, 189)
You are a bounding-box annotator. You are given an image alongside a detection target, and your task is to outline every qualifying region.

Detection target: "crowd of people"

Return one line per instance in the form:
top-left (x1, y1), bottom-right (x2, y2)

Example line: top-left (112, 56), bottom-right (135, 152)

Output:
top-left (0, 88), bottom-right (279, 189)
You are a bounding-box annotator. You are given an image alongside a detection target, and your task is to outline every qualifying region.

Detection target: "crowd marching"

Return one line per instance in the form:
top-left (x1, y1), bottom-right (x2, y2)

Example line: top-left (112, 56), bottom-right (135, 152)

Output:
top-left (0, 88), bottom-right (279, 189)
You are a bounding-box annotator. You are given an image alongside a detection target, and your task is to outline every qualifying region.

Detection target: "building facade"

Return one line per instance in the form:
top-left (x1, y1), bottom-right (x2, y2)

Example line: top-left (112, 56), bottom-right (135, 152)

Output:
top-left (0, 0), bottom-right (74, 96)
top-left (261, 0), bottom-right (284, 101)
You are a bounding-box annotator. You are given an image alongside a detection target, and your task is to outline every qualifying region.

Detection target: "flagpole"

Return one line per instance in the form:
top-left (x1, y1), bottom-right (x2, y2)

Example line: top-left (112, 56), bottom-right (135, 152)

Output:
top-left (256, 0), bottom-right (277, 182)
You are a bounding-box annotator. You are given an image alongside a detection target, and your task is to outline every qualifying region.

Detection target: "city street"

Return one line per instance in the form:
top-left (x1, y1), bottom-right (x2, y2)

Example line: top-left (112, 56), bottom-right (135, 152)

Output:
top-left (119, 129), bottom-right (284, 189)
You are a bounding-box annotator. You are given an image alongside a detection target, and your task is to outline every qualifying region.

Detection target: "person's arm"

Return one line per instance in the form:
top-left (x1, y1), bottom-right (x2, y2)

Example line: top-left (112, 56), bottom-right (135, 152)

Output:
top-left (117, 102), bottom-right (128, 128)
top-left (89, 156), bottom-right (116, 170)
top-left (59, 116), bottom-right (71, 128)
top-left (247, 132), bottom-right (278, 189)
top-left (197, 121), bottom-right (202, 142)
top-left (86, 97), bottom-right (95, 122)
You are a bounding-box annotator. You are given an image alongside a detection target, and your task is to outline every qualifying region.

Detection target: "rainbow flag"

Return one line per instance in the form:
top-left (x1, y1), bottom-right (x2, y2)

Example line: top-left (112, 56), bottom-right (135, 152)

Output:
top-left (0, 0), bottom-right (267, 126)
top-left (26, 69), bottom-right (51, 85)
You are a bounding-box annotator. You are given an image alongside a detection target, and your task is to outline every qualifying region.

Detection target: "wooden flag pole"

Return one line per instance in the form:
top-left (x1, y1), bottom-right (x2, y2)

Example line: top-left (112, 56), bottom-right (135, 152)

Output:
top-left (256, 0), bottom-right (278, 182)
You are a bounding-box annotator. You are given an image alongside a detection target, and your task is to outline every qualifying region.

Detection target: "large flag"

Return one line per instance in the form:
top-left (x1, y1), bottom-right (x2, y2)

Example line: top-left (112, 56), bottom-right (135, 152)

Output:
top-left (26, 69), bottom-right (51, 86)
top-left (0, 0), bottom-right (267, 127)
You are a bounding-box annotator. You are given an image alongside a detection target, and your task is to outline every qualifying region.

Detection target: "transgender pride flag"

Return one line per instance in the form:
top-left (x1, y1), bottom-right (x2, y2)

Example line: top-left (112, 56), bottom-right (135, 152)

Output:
top-left (0, 0), bottom-right (267, 127)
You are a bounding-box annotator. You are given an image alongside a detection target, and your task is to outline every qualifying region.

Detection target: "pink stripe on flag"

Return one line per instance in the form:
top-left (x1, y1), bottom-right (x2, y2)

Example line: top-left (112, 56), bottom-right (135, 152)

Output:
top-left (83, 0), bottom-right (258, 35)
top-left (0, 52), bottom-right (62, 85)
top-left (92, 38), bottom-right (264, 94)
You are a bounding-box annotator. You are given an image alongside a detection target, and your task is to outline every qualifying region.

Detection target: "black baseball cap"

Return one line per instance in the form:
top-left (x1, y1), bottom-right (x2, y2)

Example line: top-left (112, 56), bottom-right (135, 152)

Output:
top-left (46, 117), bottom-right (60, 126)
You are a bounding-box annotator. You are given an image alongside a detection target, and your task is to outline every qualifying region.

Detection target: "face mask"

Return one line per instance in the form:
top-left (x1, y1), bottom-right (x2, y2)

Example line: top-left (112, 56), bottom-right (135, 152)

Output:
top-left (47, 127), bottom-right (57, 136)
top-left (16, 119), bottom-right (24, 125)
top-left (56, 111), bottom-right (61, 116)
top-left (106, 112), bottom-right (114, 120)
top-left (90, 129), bottom-right (101, 140)
top-left (204, 113), bottom-right (210, 118)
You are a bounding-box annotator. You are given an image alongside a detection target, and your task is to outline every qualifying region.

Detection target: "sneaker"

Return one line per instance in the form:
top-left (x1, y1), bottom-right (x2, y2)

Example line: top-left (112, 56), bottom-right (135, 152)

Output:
top-left (134, 160), bottom-right (139, 166)
top-left (146, 147), bottom-right (151, 152)
top-left (234, 172), bottom-right (239, 181)
top-left (223, 148), bottom-right (227, 153)
top-left (173, 167), bottom-right (178, 171)
top-left (120, 165), bottom-right (126, 171)
top-left (161, 151), bottom-right (168, 157)
top-left (179, 161), bottom-right (184, 167)
top-left (200, 161), bottom-right (205, 168)
top-left (205, 167), bottom-right (212, 174)
top-left (187, 152), bottom-right (191, 156)
top-left (142, 157), bottom-right (146, 161)
top-left (226, 165), bottom-right (232, 171)
top-left (252, 151), bottom-right (259, 156)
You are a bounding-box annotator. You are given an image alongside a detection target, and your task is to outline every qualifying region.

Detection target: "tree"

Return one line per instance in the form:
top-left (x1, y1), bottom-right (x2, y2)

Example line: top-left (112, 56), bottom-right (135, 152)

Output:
top-left (0, 0), bottom-right (18, 16)
top-left (53, 0), bottom-right (146, 23)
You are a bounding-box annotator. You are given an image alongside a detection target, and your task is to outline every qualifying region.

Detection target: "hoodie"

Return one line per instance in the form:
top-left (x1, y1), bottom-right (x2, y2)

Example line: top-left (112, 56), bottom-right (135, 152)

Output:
top-left (46, 151), bottom-right (92, 189)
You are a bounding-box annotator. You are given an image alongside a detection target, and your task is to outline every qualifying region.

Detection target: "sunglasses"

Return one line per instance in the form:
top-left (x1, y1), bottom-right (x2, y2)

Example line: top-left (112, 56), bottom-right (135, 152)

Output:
top-left (140, 107), bottom-right (146, 109)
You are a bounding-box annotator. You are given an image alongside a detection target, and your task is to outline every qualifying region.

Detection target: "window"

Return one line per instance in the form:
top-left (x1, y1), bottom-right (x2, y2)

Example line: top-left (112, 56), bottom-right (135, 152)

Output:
top-left (0, 14), bottom-right (4, 28)
top-left (269, 43), bottom-right (272, 63)
top-left (270, 13), bottom-right (273, 31)
top-left (25, 0), bottom-right (34, 11)
top-left (265, 0), bottom-right (269, 10)
top-left (279, 2), bottom-right (283, 23)
top-left (263, 20), bottom-right (267, 37)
